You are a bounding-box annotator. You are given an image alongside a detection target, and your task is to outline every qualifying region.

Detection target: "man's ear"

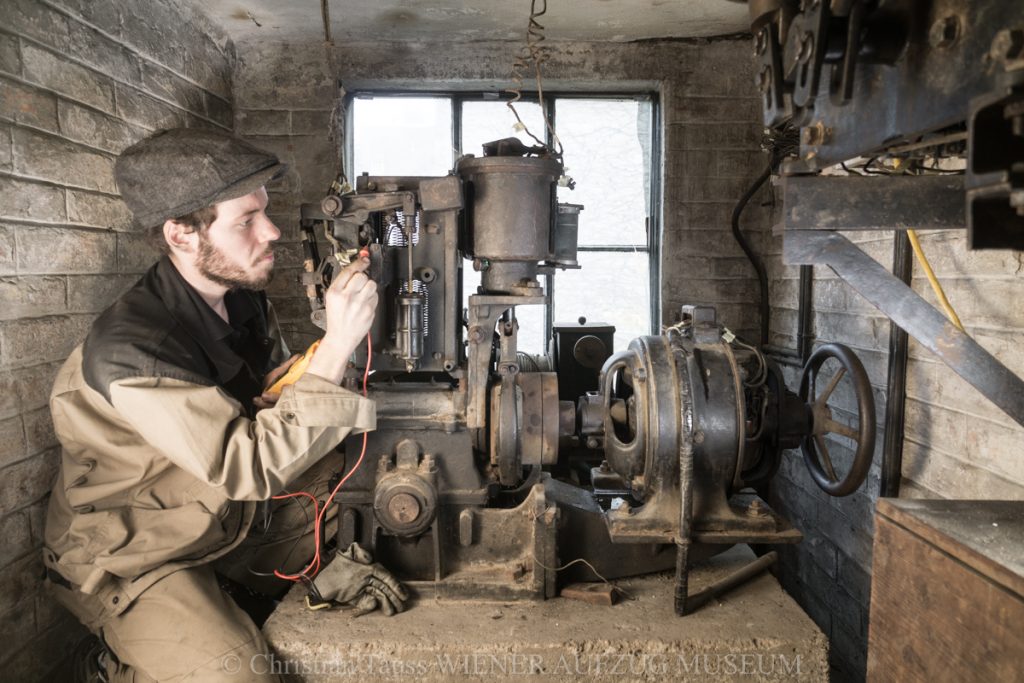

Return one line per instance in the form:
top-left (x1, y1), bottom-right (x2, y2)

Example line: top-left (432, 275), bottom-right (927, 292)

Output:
top-left (163, 219), bottom-right (198, 254)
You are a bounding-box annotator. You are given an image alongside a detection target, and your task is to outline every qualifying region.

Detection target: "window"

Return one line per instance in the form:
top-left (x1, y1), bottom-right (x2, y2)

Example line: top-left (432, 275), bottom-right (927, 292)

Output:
top-left (349, 93), bottom-right (659, 353)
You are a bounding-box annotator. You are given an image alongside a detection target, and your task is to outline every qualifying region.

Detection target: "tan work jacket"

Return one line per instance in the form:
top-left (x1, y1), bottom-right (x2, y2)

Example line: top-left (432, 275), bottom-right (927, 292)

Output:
top-left (43, 257), bottom-right (374, 623)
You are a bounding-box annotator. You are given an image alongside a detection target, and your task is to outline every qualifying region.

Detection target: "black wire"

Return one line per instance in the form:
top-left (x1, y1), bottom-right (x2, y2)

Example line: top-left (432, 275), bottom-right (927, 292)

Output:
top-left (731, 165), bottom-right (773, 347)
top-left (729, 123), bottom-right (800, 349)
top-left (246, 489), bottom-right (316, 578)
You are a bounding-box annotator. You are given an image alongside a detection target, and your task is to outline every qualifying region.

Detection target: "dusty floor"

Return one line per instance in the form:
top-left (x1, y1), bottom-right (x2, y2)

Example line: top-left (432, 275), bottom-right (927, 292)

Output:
top-left (262, 545), bottom-right (828, 681)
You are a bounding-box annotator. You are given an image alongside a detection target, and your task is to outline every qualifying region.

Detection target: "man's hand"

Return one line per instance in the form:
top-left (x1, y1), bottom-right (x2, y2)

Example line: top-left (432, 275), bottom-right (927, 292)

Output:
top-left (253, 354), bottom-right (301, 410)
top-left (306, 257), bottom-right (378, 385)
top-left (310, 543), bottom-right (409, 616)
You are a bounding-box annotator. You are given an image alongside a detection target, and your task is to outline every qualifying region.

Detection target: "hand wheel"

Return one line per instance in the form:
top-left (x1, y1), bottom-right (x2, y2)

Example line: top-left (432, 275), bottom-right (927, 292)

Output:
top-left (798, 343), bottom-right (876, 496)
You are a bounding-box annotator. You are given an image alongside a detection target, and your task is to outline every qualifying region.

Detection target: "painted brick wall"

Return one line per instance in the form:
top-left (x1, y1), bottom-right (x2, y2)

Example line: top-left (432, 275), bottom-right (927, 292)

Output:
top-left (231, 37), bottom-right (770, 347)
top-left (0, 0), bottom-right (234, 678)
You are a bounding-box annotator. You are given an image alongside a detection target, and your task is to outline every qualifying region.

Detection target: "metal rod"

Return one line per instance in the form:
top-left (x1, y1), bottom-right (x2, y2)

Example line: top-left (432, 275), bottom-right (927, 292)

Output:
top-left (675, 351), bottom-right (695, 616)
top-left (881, 232), bottom-right (912, 497)
top-left (797, 265), bottom-right (814, 363)
top-left (674, 542), bottom-right (690, 616)
top-left (406, 211), bottom-right (415, 289)
top-left (683, 551), bottom-right (778, 614)
top-left (320, 0), bottom-right (332, 43)
top-left (885, 131), bottom-right (968, 155)
top-left (765, 264), bottom-right (815, 366)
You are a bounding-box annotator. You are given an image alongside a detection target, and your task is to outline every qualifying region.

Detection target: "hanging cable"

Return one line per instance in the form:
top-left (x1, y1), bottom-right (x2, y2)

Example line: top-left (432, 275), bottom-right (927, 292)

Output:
top-left (272, 335), bottom-right (374, 583)
top-left (504, 0), bottom-right (564, 161)
top-left (730, 124), bottom-right (800, 348)
top-left (731, 166), bottom-right (772, 347)
top-left (906, 229), bottom-right (965, 331)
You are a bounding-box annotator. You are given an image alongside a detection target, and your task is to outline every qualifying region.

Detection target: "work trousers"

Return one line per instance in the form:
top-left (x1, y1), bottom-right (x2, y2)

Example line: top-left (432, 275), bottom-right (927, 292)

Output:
top-left (48, 451), bottom-right (344, 683)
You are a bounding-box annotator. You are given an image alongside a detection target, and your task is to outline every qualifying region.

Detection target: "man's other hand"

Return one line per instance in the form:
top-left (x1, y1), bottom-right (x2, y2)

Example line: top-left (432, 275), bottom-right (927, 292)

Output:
top-left (253, 354), bottom-right (301, 410)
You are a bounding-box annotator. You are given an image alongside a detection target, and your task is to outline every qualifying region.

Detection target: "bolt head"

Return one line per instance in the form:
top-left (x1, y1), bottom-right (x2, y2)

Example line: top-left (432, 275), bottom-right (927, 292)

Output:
top-left (388, 492), bottom-right (421, 524)
top-left (320, 195), bottom-right (343, 216)
top-left (929, 16), bottom-right (961, 49)
top-left (992, 28), bottom-right (1024, 62)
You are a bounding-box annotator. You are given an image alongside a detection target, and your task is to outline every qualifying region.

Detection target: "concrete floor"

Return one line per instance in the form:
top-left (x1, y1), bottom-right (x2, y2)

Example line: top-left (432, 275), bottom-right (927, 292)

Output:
top-left (263, 545), bottom-right (828, 681)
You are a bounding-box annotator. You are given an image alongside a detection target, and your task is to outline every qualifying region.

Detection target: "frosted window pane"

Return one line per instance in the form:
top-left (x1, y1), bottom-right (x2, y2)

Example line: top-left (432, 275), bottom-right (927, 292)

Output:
top-left (554, 251), bottom-right (650, 349)
top-left (461, 101), bottom-right (546, 157)
top-left (352, 97), bottom-right (453, 176)
top-left (555, 100), bottom-right (648, 246)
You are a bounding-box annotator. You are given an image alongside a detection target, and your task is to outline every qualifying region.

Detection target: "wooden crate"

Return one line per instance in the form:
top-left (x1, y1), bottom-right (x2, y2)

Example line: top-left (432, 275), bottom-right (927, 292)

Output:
top-left (867, 499), bottom-right (1024, 682)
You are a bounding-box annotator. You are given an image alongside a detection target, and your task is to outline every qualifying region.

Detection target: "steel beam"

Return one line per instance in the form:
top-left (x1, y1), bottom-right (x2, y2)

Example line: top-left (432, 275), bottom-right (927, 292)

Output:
top-left (783, 175), bottom-right (965, 232)
top-left (785, 230), bottom-right (1024, 429)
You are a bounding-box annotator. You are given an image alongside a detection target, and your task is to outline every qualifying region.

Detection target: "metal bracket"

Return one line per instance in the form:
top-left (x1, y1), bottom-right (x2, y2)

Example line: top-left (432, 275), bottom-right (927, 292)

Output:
top-left (784, 229), bottom-right (1024, 429)
top-left (783, 175), bottom-right (965, 231)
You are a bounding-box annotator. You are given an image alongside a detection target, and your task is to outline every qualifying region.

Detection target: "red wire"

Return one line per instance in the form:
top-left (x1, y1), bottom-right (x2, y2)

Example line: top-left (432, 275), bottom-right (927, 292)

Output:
top-left (272, 335), bottom-right (373, 582)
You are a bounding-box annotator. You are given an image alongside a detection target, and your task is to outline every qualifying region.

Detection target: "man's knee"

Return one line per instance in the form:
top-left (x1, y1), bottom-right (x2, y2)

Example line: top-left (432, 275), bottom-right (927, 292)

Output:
top-left (100, 567), bottom-right (279, 682)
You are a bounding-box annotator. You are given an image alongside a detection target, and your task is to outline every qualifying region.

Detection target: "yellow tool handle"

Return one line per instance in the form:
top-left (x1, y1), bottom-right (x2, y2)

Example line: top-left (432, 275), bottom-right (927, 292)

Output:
top-left (265, 340), bottom-right (321, 397)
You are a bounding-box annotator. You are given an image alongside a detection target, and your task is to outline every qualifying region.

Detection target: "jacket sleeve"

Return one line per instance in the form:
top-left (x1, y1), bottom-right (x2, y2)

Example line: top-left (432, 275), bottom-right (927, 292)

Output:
top-left (107, 372), bottom-right (375, 501)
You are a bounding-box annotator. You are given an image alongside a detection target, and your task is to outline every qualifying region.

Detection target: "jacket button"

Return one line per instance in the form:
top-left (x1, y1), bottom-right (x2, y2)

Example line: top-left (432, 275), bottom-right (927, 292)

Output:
top-left (283, 412), bottom-right (296, 421)
top-left (112, 597), bottom-right (119, 605)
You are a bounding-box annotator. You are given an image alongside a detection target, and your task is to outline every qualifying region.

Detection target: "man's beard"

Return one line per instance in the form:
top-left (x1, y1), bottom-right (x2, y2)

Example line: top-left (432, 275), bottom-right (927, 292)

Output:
top-left (196, 234), bottom-right (274, 291)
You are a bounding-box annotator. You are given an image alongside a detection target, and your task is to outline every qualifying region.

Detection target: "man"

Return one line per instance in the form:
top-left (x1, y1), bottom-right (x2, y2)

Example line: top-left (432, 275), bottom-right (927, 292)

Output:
top-left (43, 128), bottom-right (405, 682)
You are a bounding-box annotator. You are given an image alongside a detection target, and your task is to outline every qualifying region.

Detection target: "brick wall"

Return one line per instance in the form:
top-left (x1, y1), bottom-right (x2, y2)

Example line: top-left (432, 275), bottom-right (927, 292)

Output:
top-left (0, 0), bottom-right (233, 678)
top-left (232, 37), bottom-right (769, 346)
top-left (765, 222), bottom-right (1024, 680)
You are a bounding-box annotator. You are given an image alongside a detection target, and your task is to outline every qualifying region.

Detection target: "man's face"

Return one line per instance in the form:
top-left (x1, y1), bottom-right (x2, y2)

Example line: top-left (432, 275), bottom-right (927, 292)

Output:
top-left (196, 188), bottom-right (280, 291)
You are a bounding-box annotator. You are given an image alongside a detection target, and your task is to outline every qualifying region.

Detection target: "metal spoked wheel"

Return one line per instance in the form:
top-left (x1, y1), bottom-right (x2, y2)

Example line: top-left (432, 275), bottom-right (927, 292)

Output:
top-left (798, 343), bottom-right (876, 497)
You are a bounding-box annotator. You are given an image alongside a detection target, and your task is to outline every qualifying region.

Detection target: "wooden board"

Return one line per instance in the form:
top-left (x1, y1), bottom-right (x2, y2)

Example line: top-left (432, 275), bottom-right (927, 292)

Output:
top-left (867, 499), bottom-right (1024, 682)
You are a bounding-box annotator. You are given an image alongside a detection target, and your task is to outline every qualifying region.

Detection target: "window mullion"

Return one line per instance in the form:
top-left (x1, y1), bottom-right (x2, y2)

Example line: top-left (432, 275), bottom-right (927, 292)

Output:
top-left (452, 95), bottom-right (463, 161)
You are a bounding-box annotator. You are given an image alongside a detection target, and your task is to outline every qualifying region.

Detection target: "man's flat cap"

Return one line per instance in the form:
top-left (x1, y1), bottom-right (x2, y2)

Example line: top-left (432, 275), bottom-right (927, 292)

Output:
top-left (114, 128), bottom-right (287, 229)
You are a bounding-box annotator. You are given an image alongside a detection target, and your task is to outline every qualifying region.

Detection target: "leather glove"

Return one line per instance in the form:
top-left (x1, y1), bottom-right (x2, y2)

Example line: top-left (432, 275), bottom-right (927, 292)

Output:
top-left (309, 543), bottom-right (409, 616)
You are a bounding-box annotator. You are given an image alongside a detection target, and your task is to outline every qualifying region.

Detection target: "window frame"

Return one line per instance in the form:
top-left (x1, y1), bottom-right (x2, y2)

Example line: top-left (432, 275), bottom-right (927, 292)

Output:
top-left (344, 90), bottom-right (662, 341)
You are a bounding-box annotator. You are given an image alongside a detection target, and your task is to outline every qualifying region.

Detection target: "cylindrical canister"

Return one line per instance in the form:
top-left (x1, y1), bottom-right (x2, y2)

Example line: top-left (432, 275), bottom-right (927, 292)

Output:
top-left (457, 155), bottom-right (562, 262)
top-left (395, 292), bottom-right (425, 369)
top-left (551, 203), bottom-right (584, 267)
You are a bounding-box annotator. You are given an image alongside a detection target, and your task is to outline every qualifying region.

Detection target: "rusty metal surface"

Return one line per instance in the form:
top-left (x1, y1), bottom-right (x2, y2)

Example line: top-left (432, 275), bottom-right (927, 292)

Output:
top-left (466, 294), bottom-right (545, 430)
top-left (518, 372), bottom-right (560, 466)
top-left (782, 175), bottom-right (965, 231)
top-left (761, 0), bottom-right (1023, 168)
top-left (300, 162), bottom-right (831, 610)
top-left (785, 230), bottom-right (1024, 428)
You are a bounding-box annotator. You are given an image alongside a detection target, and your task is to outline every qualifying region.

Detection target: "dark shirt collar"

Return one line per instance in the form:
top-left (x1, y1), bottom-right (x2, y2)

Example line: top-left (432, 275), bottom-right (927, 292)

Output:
top-left (152, 256), bottom-right (265, 385)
